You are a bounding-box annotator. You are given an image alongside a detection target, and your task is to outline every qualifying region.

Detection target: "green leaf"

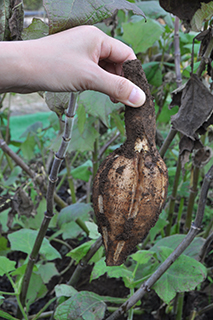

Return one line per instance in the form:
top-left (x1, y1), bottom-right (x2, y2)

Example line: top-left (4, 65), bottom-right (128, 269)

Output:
top-left (91, 257), bottom-right (132, 282)
top-left (77, 104), bottom-right (86, 134)
top-left (26, 273), bottom-right (47, 309)
top-left (149, 210), bottom-right (168, 242)
top-left (36, 262), bottom-right (59, 283)
top-left (67, 240), bottom-right (95, 263)
top-left (57, 203), bottom-right (92, 227)
top-left (61, 221), bottom-right (84, 240)
top-left (22, 18), bottom-right (49, 40)
top-left (0, 310), bottom-right (19, 320)
top-left (85, 221), bottom-right (101, 239)
top-left (122, 18), bottom-right (164, 54)
top-left (8, 229), bottom-right (61, 260)
top-left (79, 91), bottom-right (121, 127)
top-left (20, 134), bottom-right (36, 160)
top-left (191, 1), bottom-right (213, 31)
top-left (142, 62), bottom-right (162, 87)
top-left (71, 160), bottom-right (93, 182)
top-left (130, 250), bottom-right (156, 265)
top-left (43, 0), bottom-right (145, 34)
top-left (152, 234), bottom-right (205, 260)
top-left (20, 121), bottom-right (43, 138)
top-left (0, 257), bottom-right (16, 276)
top-left (55, 284), bottom-right (78, 298)
top-left (0, 236), bottom-right (10, 256)
top-left (68, 119), bottom-right (99, 153)
top-left (54, 291), bottom-right (106, 320)
top-left (152, 246), bottom-right (207, 304)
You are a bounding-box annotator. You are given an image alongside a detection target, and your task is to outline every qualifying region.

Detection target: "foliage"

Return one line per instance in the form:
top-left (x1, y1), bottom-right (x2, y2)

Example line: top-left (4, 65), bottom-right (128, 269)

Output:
top-left (1, 1), bottom-right (213, 320)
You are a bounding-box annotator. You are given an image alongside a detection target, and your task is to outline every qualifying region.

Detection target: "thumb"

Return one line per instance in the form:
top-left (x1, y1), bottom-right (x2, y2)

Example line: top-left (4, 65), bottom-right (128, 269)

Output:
top-left (91, 67), bottom-right (146, 107)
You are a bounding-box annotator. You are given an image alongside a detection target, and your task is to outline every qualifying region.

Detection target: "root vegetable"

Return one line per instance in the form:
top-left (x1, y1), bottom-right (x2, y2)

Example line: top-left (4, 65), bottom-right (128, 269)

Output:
top-left (93, 59), bottom-right (168, 266)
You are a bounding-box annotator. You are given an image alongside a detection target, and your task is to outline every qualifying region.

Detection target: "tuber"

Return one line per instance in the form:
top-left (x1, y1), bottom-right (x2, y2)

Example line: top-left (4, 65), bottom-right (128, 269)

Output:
top-left (93, 59), bottom-right (168, 266)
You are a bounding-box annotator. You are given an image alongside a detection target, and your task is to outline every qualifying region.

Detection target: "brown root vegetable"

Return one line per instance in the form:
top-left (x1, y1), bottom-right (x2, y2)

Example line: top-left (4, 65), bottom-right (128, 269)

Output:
top-left (92, 59), bottom-right (168, 266)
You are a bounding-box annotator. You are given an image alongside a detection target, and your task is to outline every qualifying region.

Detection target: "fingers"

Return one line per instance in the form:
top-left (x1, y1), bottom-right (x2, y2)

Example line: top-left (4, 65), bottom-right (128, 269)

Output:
top-left (90, 65), bottom-right (146, 107)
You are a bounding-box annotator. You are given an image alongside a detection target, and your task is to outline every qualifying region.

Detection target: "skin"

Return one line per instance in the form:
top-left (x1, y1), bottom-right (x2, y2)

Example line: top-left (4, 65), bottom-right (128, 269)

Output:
top-left (0, 25), bottom-right (146, 107)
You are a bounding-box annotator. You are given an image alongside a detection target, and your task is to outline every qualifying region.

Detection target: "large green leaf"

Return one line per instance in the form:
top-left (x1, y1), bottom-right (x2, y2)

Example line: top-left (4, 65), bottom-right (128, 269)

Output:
top-left (91, 257), bottom-right (132, 282)
top-left (122, 18), bottom-right (164, 54)
top-left (152, 246), bottom-right (206, 304)
top-left (43, 0), bottom-right (145, 34)
top-left (0, 257), bottom-right (16, 276)
top-left (79, 91), bottom-right (122, 127)
top-left (57, 203), bottom-right (92, 227)
top-left (152, 234), bottom-right (205, 260)
top-left (8, 229), bottom-right (61, 260)
top-left (54, 291), bottom-right (106, 320)
top-left (26, 273), bottom-right (47, 309)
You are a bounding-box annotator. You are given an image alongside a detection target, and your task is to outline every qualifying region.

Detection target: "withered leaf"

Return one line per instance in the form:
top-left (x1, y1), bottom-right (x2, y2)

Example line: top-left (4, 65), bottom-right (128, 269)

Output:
top-left (159, 0), bottom-right (212, 22)
top-left (171, 74), bottom-right (213, 140)
top-left (179, 135), bottom-right (203, 173)
top-left (193, 146), bottom-right (212, 168)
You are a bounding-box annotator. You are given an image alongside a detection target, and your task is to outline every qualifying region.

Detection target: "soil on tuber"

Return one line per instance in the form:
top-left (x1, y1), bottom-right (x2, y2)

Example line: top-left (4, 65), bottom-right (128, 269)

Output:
top-left (93, 59), bottom-right (168, 266)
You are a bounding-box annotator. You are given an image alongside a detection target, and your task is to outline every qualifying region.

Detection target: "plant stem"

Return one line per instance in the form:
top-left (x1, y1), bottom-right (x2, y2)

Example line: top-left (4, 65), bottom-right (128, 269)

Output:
top-left (184, 166), bottom-right (200, 231)
top-left (68, 236), bottom-right (102, 286)
top-left (175, 292), bottom-right (184, 320)
top-left (199, 232), bottom-right (213, 263)
top-left (92, 120), bottom-right (99, 180)
top-left (106, 164), bottom-right (213, 320)
top-left (166, 155), bottom-right (181, 235)
top-left (17, 92), bottom-right (78, 318)
top-left (65, 155), bottom-right (76, 203)
top-left (159, 128), bottom-right (177, 158)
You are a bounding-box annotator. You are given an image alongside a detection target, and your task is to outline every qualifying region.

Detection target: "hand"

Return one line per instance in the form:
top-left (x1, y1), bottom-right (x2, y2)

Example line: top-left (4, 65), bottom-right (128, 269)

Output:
top-left (0, 25), bottom-right (146, 107)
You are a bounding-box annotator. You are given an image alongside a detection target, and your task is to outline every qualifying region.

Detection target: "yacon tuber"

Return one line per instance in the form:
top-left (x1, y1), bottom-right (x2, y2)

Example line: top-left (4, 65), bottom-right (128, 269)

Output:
top-left (93, 59), bottom-right (168, 266)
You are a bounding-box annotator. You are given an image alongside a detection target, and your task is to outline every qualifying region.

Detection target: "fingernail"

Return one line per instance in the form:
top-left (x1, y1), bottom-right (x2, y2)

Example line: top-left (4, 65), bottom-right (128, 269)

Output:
top-left (128, 87), bottom-right (146, 107)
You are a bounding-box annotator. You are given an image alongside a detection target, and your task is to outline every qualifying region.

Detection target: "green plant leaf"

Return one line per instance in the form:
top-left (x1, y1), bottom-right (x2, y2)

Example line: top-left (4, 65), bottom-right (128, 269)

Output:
top-left (191, 1), bottom-right (213, 31)
top-left (67, 240), bottom-right (95, 263)
top-left (54, 291), bottom-right (106, 320)
top-left (152, 234), bottom-right (205, 260)
top-left (36, 262), bottom-right (59, 283)
top-left (122, 18), bottom-right (164, 54)
top-left (85, 221), bottom-right (101, 239)
top-left (130, 250), bottom-right (156, 264)
top-left (0, 310), bottom-right (19, 320)
top-left (8, 229), bottom-right (61, 260)
top-left (68, 119), bottom-right (99, 153)
top-left (142, 62), bottom-right (162, 87)
top-left (152, 246), bottom-right (207, 304)
top-left (0, 236), bottom-right (10, 256)
top-left (20, 134), bottom-right (36, 160)
top-left (79, 91), bottom-right (121, 127)
top-left (77, 104), bottom-right (86, 134)
top-left (26, 273), bottom-right (47, 310)
top-left (91, 257), bottom-right (132, 282)
top-left (60, 221), bottom-right (84, 240)
top-left (0, 257), bottom-right (16, 276)
top-left (57, 203), bottom-right (92, 228)
top-left (43, 0), bottom-right (145, 34)
top-left (22, 17), bottom-right (49, 40)
top-left (71, 160), bottom-right (93, 182)
top-left (55, 284), bottom-right (78, 298)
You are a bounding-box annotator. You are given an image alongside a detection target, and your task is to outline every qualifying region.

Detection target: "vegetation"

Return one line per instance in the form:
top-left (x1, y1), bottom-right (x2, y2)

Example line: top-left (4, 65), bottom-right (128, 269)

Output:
top-left (1, 0), bottom-right (213, 319)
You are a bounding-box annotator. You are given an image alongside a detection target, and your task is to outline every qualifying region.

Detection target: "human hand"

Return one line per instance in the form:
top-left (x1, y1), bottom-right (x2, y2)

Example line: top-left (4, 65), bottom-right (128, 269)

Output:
top-left (0, 25), bottom-right (146, 107)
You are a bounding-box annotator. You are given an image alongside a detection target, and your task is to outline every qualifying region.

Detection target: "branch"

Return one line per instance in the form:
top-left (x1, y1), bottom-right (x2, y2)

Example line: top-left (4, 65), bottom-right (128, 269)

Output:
top-left (18, 92), bottom-right (78, 317)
